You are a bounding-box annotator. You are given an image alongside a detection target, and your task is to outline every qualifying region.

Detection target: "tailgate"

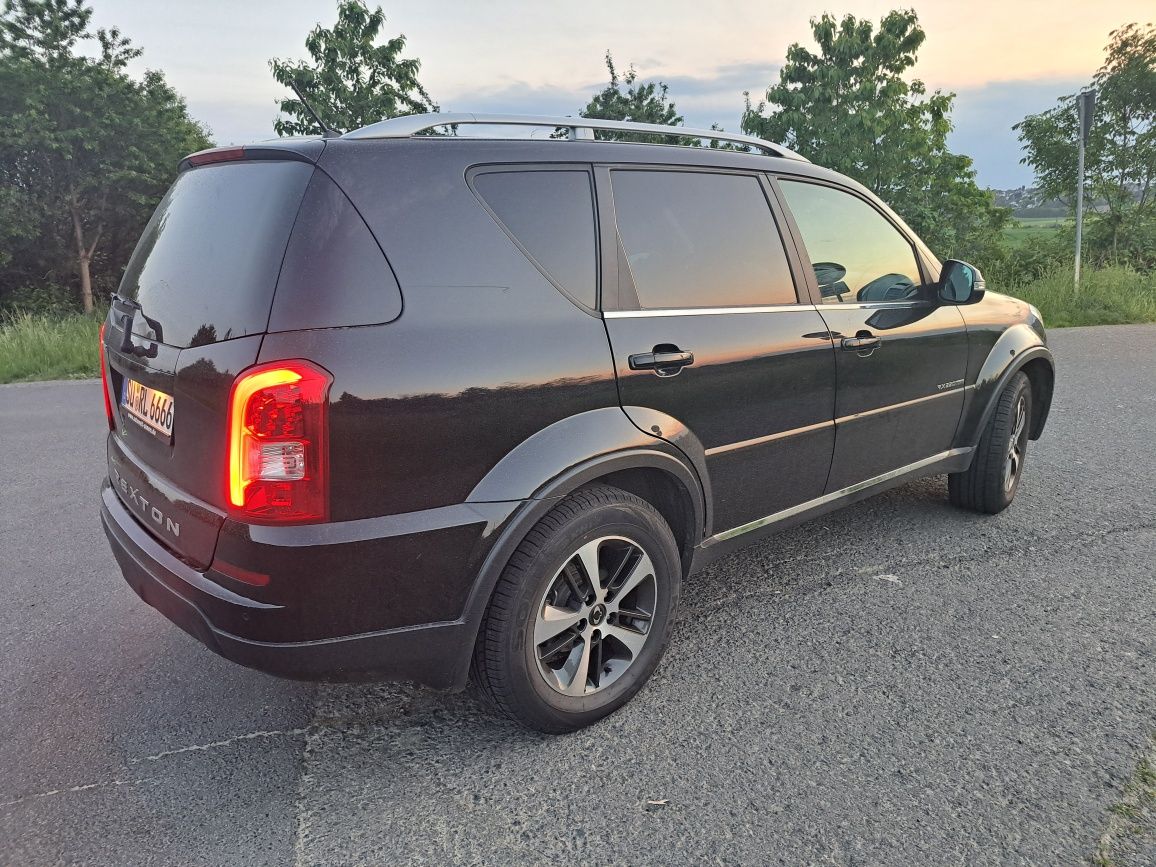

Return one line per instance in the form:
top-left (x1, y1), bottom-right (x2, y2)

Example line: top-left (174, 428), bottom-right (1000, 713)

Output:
top-left (102, 158), bottom-right (315, 566)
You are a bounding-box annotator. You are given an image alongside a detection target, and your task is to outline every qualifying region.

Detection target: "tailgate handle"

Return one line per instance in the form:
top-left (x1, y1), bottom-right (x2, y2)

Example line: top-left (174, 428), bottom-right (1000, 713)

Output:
top-left (112, 294), bottom-right (162, 358)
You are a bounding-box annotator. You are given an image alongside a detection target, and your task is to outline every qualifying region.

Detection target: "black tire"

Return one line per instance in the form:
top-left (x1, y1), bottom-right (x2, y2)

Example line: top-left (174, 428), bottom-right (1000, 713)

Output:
top-left (472, 485), bottom-right (682, 733)
top-left (949, 372), bottom-right (1032, 514)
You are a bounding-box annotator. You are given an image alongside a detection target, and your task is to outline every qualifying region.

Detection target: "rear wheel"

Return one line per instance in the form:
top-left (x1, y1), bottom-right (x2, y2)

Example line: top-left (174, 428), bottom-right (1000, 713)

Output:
top-left (472, 485), bottom-right (681, 733)
top-left (949, 372), bottom-right (1032, 514)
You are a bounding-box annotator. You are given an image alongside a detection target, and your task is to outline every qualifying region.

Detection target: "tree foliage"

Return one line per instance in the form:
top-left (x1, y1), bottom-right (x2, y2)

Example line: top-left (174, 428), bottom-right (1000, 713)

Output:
top-left (0, 0), bottom-right (210, 313)
top-left (582, 52), bottom-right (681, 126)
top-left (1016, 23), bottom-right (1156, 268)
top-left (742, 10), bottom-right (1009, 264)
top-left (270, 0), bottom-right (436, 137)
top-left (580, 52), bottom-right (695, 144)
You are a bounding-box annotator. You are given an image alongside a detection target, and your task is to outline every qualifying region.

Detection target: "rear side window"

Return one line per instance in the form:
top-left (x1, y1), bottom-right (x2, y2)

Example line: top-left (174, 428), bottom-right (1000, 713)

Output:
top-left (118, 161), bottom-right (314, 348)
top-left (269, 170), bottom-right (402, 332)
top-left (610, 170), bottom-right (797, 309)
top-left (473, 170), bottom-right (598, 308)
top-left (778, 180), bottom-right (924, 304)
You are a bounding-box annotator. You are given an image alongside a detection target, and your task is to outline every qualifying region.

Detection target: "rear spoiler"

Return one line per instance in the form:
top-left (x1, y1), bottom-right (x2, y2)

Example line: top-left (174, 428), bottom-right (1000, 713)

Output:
top-left (178, 139), bottom-right (326, 172)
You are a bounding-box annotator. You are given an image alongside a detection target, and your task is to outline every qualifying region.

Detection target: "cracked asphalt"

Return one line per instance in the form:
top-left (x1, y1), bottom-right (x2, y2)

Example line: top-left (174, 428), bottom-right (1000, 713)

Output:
top-left (1, 323), bottom-right (1153, 866)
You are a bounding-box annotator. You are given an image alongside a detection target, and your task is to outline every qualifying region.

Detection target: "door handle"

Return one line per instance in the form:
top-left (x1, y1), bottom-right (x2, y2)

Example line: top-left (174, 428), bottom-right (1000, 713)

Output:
top-left (629, 349), bottom-right (695, 376)
top-left (841, 334), bottom-right (881, 353)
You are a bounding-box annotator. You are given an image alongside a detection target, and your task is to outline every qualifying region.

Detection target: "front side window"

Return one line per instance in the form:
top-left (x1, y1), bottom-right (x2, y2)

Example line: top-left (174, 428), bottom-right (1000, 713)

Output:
top-left (610, 170), bottom-right (797, 309)
top-left (473, 169), bottom-right (597, 308)
top-left (778, 180), bottom-right (925, 304)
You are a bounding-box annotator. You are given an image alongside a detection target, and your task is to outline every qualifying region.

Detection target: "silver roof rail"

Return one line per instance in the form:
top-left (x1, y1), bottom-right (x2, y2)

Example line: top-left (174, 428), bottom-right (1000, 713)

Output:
top-left (341, 112), bottom-right (808, 162)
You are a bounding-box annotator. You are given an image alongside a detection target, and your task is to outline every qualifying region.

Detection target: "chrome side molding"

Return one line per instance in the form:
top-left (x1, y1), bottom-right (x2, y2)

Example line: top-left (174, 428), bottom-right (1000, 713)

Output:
top-left (705, 448), bottom-right (974, 545)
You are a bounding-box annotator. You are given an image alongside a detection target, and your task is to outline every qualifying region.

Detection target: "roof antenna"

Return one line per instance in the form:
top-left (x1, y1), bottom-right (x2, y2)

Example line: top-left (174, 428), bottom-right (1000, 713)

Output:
top-left (288, 81), bottom-right (342, 138)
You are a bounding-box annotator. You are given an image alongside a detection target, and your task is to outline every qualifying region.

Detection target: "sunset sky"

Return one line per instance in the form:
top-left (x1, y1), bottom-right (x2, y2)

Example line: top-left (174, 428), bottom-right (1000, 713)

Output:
top-left (88, 0), bottom-right (1151, 188)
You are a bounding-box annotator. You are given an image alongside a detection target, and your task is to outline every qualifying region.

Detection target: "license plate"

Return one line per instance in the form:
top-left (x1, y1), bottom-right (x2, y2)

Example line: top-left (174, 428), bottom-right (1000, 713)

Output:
top-left (121, 379), bottom-right (174, 438)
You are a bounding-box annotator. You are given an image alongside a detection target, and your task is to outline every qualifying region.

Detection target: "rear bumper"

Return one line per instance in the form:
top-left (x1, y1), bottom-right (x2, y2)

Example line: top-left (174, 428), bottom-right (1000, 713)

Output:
top-left (100, 482), bottom-right (482, 688)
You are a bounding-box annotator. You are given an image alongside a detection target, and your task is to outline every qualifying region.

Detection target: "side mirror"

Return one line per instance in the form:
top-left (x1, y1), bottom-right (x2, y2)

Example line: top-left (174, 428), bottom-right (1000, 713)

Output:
top-left (938, 259), bottom-right (986, 304)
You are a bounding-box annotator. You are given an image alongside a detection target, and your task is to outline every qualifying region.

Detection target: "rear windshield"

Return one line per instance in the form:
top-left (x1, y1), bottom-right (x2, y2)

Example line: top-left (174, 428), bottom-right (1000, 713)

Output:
top-left (118, 161), bottom-right (314, 348)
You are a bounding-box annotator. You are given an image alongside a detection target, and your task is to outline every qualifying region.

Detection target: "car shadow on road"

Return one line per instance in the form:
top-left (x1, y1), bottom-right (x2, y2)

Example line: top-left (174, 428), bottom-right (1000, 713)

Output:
top-left (302, 475), bottom-right (960, 741)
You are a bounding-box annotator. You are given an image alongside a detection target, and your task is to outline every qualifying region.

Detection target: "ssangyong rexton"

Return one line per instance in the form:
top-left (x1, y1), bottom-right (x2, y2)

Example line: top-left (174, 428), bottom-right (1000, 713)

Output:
top-left (100, 113), bottom-right (1054, 732)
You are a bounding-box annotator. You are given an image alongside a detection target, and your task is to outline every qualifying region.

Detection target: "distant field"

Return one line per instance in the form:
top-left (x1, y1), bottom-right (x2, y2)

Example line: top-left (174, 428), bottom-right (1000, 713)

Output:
top-left (1004, 216), bottom-right (1070, 247)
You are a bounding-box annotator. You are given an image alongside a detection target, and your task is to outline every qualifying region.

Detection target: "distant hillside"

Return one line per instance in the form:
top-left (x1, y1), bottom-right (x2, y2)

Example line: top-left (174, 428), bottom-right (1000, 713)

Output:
top-left (990, 183), bottom-right (1145, 219)
top-left (991, 187), bottom-right (1067, 218)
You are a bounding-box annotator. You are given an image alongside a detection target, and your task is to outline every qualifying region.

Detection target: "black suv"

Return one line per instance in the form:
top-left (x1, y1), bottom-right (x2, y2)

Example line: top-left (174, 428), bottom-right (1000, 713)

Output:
top-left (100, 113), bottom-right (1054, 732)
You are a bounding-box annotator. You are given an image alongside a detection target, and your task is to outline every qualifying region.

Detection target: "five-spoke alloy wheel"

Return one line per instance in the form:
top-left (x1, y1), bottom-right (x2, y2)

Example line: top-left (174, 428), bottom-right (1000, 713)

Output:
top-left (1004, 394), bottom-right (1029, 493)
top-left (473, 486), bottom-right (681, 733)
top-left (534, 536), bottom-right (658, 696)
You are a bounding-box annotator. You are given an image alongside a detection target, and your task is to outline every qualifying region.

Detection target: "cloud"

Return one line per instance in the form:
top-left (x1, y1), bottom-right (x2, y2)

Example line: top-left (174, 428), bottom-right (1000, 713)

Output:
top-left (438, 82), bottom-right (592, 118)
top-left (199, 61), bottom-right (1082, 191)
top-left (440, 61), bottom-right (780, 134)
top-left (947, 77), bottom-right (1086, 188)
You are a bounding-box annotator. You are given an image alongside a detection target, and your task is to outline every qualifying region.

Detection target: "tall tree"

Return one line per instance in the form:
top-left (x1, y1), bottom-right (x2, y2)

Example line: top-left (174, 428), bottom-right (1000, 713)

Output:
top-left (270, 1), bottom-right (436, 136)
top-left (742, 10), bottom-right (1008, 263)
top-left (1015, 23), bottom-right (1156, 267)
top-left (580, 52), bottom-right (691, 143)
top-left (0, 0), bottom-right (210, 313)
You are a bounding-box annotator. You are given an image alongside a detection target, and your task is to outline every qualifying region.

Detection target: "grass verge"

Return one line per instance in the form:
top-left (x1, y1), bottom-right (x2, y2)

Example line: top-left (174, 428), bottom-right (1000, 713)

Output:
top-left (1, 267), bottom-right (1154, 384)
top-left (0, 311), bottom-right (102, 384)
top-left (1009, 266), bottom-right (1156, 328)
top-left (1094, 734), bottom-right (1156, 866)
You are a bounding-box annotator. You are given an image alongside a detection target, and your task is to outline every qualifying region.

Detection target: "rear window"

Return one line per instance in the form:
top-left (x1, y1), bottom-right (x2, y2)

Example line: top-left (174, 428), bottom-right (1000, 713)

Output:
top-left (473, 170), bottom-right (597, 308)
top-left (610, 170), bottom-right (797, 309)
top-left (118, 161), bottom-right (314, 348)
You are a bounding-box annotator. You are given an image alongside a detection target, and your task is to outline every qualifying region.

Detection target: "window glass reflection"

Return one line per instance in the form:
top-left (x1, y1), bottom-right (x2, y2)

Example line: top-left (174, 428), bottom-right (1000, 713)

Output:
top-left (779, 180), bottom-right (923, 304)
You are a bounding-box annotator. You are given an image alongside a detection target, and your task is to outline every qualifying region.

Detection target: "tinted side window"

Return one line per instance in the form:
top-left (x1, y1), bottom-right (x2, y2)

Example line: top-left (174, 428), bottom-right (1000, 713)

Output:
top-left (473, 170), bottom-right (597, 308)
top-left (270, 170), bottom-right (402, 332)
top-left (778, 180), bottom-right (924, 304)
top-left (611, 171), bottom-right (797, 309)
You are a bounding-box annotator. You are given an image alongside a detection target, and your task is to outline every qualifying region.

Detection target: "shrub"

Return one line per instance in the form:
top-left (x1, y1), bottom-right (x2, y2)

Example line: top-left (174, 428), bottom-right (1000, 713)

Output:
top-left (0, 311), bottom-right (102, 383)
top-left (1009, 265), bottom-right (1156, 328)
top-left (0, 284), bottom-right (79, 318)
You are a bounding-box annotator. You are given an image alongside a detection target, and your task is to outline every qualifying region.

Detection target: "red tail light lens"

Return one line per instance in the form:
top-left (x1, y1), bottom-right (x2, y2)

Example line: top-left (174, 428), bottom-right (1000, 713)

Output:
top-left (227, 361), bottom-right (331, 523)
top-left (99, 322), bottom-right (114, 431)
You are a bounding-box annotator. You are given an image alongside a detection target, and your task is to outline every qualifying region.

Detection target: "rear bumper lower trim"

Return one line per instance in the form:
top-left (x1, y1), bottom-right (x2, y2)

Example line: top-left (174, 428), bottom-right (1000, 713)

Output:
top-left (100, 482), bottom-right (474, 688)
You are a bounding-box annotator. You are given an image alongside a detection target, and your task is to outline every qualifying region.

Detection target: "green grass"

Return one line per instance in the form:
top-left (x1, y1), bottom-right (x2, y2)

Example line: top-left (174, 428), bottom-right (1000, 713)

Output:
top-left (1003, 216), bottom-right (1070, 248)
top-left (1093, 734), bottom-right (1156, 866)
top-left (1009, 265), bottom-right (1156, 328)
top-left (1, 268), bottom-right (1154, 385)
top-left (0, 312), bottom-right (102, 384)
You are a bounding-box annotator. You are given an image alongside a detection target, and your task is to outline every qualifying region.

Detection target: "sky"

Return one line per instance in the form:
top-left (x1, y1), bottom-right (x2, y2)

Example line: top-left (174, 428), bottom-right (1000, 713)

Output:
top-left (87, 0), bottom-right (1149, 189)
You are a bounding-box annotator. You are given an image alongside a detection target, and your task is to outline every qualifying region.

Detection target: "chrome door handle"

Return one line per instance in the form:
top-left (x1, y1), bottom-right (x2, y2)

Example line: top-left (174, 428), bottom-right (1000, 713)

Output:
top-left (841, 335), bottom-right (881, 352)
top-left (629, 349), bottom-right (695, 376)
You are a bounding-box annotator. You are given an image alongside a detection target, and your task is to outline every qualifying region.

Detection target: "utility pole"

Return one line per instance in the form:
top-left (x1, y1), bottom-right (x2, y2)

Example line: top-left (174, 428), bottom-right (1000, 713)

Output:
top-left (1074, 88), bottom-right (1096, 289)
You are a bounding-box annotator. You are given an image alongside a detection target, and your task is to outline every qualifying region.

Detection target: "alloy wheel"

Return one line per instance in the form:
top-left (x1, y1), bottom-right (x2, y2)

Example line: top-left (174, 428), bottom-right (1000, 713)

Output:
top-left (533, 536), bottom-right (658, 696)
top-left (1004, 395), bottom-right (1028, 491)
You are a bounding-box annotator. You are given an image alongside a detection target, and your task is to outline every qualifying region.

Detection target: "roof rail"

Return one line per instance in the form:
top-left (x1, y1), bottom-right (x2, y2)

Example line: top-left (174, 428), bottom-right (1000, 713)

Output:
top-left (341, 112), bottom-right (809, 162)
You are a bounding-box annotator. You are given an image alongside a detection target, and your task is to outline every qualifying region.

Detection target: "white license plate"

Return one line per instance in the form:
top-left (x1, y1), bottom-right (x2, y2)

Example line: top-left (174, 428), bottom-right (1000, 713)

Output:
top-left (122, 379), bottom-right (174, 438)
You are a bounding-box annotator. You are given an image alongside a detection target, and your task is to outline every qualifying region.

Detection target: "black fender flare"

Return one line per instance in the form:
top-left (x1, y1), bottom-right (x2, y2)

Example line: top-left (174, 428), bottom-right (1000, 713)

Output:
top-left (955, 325), bottom-right (1054, 450)
top-left (445, 407), bottom-right (708, 688)
top-left (467, 406), bottom-right (708, 515)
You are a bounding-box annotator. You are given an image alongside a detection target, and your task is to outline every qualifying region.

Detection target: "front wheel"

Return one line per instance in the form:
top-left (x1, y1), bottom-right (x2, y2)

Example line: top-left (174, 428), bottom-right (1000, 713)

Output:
top-left (472, 486), bottom-right (681, 733)
top-left (949, 372), bottom-right (1032, 514)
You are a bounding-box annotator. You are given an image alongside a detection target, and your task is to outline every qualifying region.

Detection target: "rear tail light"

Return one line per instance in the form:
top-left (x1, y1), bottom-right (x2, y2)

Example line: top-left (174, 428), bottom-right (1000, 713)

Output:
top-left (227, 361), bottom-right (331, 523)
top-left (99, 322), bottom-right (114, 431)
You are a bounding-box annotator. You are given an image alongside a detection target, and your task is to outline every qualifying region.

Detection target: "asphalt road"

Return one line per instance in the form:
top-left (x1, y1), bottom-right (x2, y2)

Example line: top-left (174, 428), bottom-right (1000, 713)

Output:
top-left (1, 324), bottom-right (1154, 866)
